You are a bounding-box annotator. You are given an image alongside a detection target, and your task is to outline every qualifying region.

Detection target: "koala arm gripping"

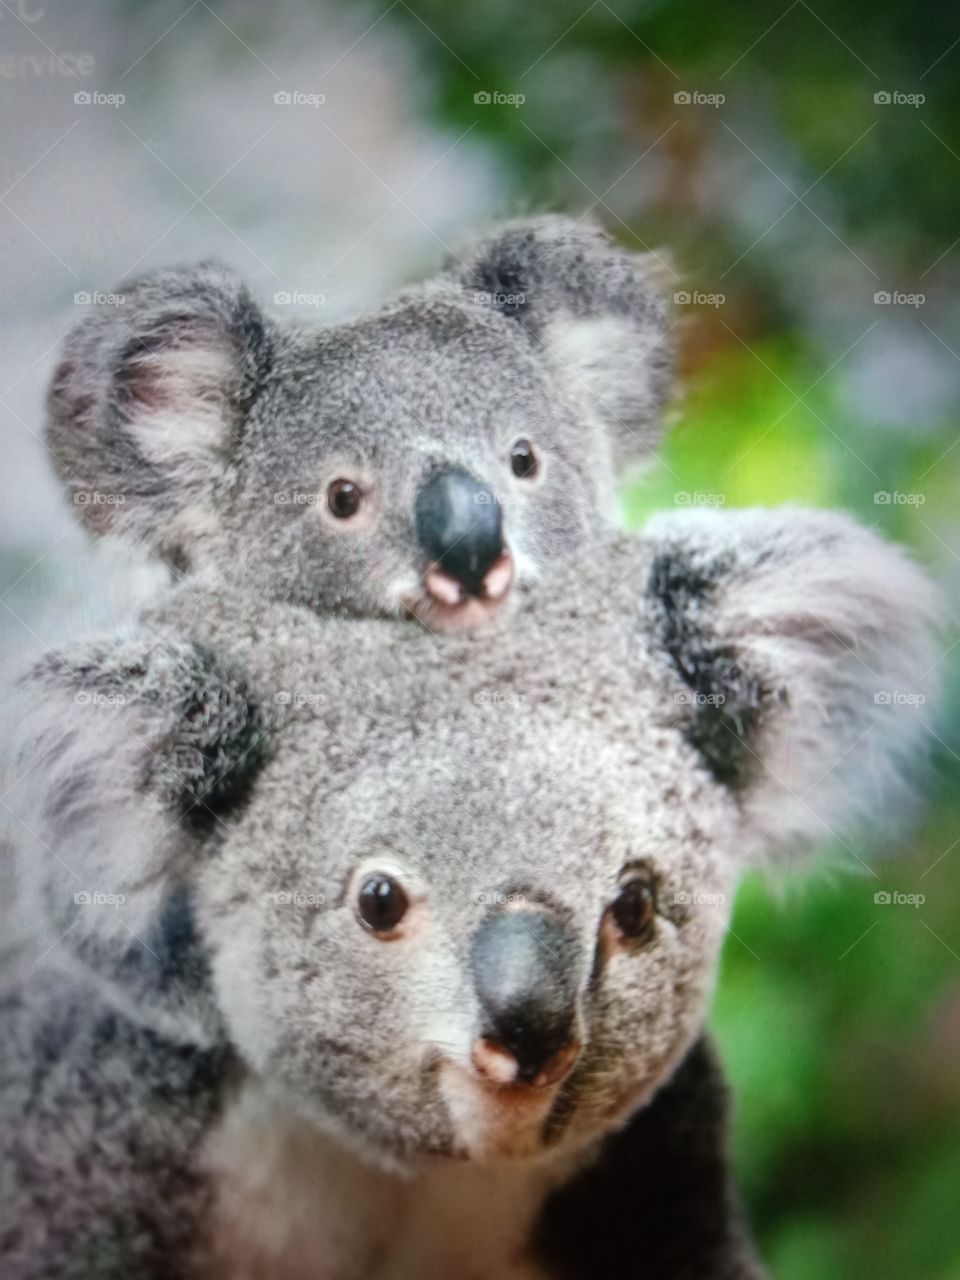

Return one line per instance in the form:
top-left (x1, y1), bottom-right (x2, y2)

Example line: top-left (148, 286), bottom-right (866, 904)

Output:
top-left (531, 1036), bottom-right (767, 1280)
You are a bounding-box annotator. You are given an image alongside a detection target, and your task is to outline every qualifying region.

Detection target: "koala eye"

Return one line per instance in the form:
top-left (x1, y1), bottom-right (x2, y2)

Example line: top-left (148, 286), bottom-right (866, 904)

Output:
top-left (611, 870), bottom-right (657, 942)
top-left (357, 873), bottom-right (409, 935)
top-left (510, 439), bottom-right (539, 480)
top-left (327, 479), bottom-right (363, 520)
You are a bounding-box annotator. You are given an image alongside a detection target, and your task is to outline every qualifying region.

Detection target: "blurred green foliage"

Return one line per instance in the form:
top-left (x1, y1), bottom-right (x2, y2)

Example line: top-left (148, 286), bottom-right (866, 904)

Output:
top-left (369, 2), bottom-right (960, 1274)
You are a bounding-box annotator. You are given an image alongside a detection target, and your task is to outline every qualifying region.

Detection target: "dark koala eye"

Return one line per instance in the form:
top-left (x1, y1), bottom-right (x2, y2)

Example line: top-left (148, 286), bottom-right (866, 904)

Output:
top-left (510, 439), bottom-right (539, 480)
top-left (357, 873), bottom-right (409, 934)
top-left (327, 479), bottom-right (363, 519)
top-left (611, 872), bottom-right (657, 941)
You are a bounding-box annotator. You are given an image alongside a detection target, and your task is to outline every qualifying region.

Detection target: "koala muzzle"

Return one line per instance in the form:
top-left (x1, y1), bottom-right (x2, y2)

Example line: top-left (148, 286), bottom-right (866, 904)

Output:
top-left (415, 468), bottom-right (510, 601)
top-left (470, 910), bottom-right (581, 1088)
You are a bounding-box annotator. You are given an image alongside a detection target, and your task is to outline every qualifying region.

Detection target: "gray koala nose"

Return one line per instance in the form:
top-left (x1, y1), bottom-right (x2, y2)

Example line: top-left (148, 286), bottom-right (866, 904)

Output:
top-left (415, 467), bottom-right (505, 598)
top-left (470, 910), bottom-right (581, 1087)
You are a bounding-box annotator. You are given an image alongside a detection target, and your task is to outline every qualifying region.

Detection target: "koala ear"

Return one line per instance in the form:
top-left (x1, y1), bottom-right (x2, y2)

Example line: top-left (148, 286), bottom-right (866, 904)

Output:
top-left (2, 637), bottom-right (270, 1037)
top-left (450, 215), bottom-right (675, 469)
top-left (47, 263), bottom-right (272, 564)
top-left (643, 508), bottom-right (943, 863)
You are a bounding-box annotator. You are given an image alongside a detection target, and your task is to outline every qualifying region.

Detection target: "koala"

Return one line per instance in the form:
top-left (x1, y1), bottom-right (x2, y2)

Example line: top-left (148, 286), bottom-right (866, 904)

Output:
top-left (47, 216), bottom-right (673, 631)
top-left (0, 506), bottom-right (940, 1279)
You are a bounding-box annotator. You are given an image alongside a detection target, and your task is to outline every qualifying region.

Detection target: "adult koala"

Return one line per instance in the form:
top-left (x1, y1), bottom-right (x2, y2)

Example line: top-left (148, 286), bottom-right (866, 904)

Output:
top-left (47, 217), bottom-right (672, 631)
top-left (0, 507), bottom-right (940, 1279)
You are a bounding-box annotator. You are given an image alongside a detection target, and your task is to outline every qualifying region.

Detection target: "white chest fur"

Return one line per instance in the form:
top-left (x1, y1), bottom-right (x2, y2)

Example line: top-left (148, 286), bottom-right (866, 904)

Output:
top-left (202, 1080), bottom-right (569, 1280)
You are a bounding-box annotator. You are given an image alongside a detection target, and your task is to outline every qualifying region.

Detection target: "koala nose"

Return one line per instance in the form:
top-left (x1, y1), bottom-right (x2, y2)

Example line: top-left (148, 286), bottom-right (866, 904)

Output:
top-left (470, 910), bottom-right (581, 1087)
top-left (415, 468), bottom-right (506, 599)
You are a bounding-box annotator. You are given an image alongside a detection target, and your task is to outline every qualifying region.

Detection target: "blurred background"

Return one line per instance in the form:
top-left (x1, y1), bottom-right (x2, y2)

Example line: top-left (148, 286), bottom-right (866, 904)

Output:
top-left (1, 2), bottom-right (958, 1274)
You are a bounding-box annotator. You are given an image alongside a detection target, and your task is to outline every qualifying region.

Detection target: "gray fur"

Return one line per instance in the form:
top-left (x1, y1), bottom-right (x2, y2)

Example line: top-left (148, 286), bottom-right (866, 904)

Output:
top-left (46, 215), bottom-right (674, 622)
top-left (0, 507), bottom-right (940, 1277)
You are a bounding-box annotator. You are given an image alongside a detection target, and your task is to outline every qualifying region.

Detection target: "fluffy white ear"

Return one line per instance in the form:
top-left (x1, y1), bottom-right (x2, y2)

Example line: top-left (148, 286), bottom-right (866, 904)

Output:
top-left (47, 263), bottom-right (272, 564)
top-left (450, 215), bottom-right (675, 469)
top-left (1, 637), bottom-right (269, 1039)
top-left (643, 507), bottom-right (943, 863)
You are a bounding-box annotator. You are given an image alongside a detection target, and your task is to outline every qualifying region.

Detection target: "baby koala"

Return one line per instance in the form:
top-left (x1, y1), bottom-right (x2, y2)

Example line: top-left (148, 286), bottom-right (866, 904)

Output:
top-left (1, 505), bottom-right (939, 1279)
top-left (47, 216), bottom-right (673, 631)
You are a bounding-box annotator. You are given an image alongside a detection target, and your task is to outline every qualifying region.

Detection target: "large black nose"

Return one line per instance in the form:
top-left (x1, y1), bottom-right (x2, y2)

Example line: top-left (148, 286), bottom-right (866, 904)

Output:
top-left (470, 910), bottom-right (581, 1086)
top-left (415, 468), bottom-right (504, 598)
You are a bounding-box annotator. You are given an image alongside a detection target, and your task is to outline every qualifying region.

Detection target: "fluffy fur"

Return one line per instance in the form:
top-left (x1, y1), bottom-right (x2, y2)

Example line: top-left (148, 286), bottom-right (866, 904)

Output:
top-left (0, 507), bottom-right (940, 1278)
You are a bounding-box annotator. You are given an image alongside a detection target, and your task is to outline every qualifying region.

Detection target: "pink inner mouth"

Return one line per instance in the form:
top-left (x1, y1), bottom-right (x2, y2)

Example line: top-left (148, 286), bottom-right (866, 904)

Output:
top-left (406, 552), bottom-right (515, 631)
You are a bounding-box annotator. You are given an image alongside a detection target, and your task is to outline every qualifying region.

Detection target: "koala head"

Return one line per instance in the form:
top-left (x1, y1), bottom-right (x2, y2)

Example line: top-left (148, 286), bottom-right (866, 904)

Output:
top-left (9, 509), bottom-right (939, 1170)
top-left (47, 216), bottom-right (673, 631)
top-left (201, 715), bottom-right (734, 1168)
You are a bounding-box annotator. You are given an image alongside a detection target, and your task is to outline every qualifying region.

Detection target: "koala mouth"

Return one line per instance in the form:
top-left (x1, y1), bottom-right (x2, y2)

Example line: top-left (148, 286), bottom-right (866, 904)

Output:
top-left (405, 552), bottom-right (515, 633)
